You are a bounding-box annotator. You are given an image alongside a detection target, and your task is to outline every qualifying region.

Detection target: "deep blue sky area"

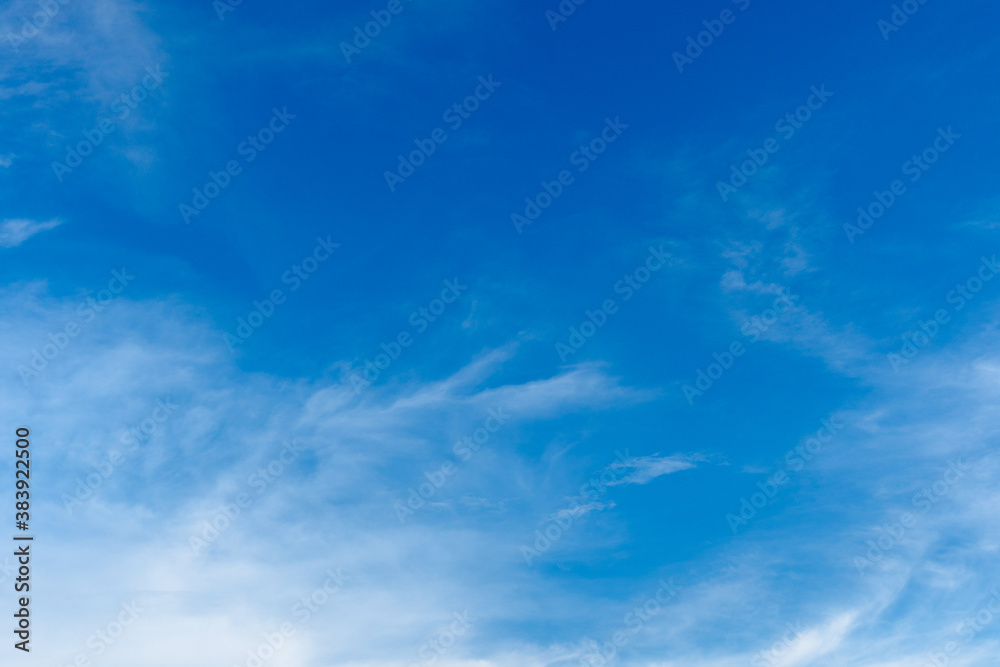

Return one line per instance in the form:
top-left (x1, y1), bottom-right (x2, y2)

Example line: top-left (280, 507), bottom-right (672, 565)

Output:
top-left (2, 0), bottom-right (1000, 665)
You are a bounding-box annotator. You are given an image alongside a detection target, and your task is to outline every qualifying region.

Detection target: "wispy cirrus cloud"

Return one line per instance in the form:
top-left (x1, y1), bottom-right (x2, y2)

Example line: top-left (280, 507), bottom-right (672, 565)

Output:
top-left (0, 283), bottom-right (658, 665)
top-left (551, 501), bottom-right (616, 521)
top-left (606, 453), bottom-right (704, 486)
top-left (0, 217), bottom-right (61, 247)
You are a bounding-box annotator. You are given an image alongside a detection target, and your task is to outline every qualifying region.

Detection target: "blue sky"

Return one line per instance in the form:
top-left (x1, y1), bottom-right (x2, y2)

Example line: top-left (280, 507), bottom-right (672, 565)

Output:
top-left (2, 0), bottom-right (1000, 665)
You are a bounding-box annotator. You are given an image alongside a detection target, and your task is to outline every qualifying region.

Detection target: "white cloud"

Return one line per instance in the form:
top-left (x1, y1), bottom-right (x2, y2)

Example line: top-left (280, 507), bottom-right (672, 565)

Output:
top-left (606, 453), bottom-right (703, 486)
top-left (3, 251), bottom-right (1000, 666)
top-left (0, 284), bottom-right (655, 666)
top-left (0, 217), bottom-right (61, 247)
top-left (775, 612), bottom-right (857, 666)
top-left (551, 501), bottom-right (615, 521)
